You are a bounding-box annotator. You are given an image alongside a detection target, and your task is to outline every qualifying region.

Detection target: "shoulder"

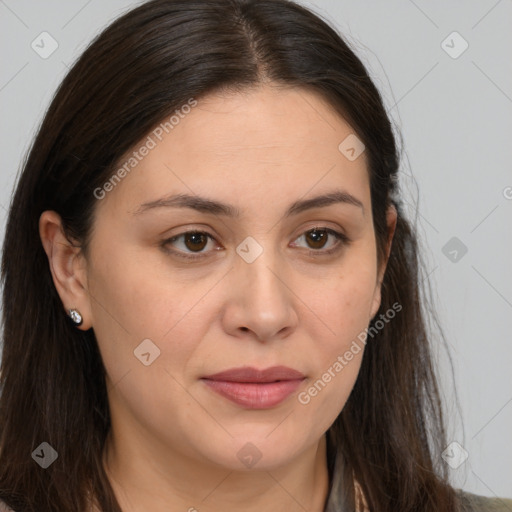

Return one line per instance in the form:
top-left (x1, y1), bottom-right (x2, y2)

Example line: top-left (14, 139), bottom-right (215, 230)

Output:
top-left (458, 490), bottom-right (512, 512)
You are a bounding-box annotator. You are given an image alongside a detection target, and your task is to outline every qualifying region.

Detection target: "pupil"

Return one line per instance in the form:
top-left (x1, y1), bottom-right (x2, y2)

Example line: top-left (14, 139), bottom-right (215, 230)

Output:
top-left (307, 229), bottom-right (327, 249)
top-left (185, 232), bottom-right (207, 251)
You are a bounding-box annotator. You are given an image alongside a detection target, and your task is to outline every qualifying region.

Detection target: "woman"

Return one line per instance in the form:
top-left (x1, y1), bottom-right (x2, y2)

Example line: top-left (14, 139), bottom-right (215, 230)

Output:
top-left (0, 0), bottom-right (510, 510)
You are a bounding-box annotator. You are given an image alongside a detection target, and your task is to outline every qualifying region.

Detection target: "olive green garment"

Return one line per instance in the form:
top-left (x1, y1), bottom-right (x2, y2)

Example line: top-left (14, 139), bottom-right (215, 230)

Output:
top-left (324, 443), bottom-right (512, 511)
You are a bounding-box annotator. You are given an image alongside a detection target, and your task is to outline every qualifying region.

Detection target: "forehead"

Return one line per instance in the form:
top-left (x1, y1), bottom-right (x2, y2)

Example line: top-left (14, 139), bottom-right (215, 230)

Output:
top-left (98, 85), bottom-right (370, 216)
top-left (160, 86), bottom-right (362, 166)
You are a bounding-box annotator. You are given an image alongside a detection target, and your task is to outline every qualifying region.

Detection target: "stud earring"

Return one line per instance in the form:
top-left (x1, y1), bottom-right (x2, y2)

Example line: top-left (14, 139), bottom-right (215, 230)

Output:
top-left (68, 309), bottom-right (83, 326)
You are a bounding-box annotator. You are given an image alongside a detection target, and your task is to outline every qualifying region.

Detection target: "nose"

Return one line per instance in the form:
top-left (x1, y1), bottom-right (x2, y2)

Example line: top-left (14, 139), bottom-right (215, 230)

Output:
top-left (221, 245), bottom-right (299, 343)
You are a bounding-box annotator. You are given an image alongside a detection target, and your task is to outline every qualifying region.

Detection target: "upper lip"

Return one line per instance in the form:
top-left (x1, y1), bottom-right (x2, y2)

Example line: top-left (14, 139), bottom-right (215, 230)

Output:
top-left (203, 366), bottom-right (305, 383)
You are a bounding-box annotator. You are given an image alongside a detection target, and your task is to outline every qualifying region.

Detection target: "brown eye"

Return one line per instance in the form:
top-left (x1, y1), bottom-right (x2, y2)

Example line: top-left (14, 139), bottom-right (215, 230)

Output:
top-left (183, 232), bottom-right (208, 252)
top-left (162, 230), bottom-right (219, 259)
top-left (290, 227), bottom-right (348, 256)
top-left (304, 229), bottom-right (329, 249)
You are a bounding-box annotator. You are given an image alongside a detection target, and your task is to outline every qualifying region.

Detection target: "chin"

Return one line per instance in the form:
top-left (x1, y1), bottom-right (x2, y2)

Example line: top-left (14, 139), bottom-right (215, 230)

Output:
top-left (195, 431), bottom-right (313, 472)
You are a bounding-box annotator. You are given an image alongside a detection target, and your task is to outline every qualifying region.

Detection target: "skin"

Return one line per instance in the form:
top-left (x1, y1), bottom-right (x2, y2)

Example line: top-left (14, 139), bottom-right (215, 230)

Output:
top-left (40, 85), bottom-right (396, 512)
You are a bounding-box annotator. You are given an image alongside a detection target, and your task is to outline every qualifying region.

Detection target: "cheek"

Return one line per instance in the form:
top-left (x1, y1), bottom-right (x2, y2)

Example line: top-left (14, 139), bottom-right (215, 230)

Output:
top-left (296, 251), bottom-right (378, 404)
top-left (89, 238), bottom-right (166, 331)
top-left (296, 296), bottom-right (371, 437)
top-left (307, 286), bottom-right (370, 389)
top-left (87, 247), bottom-right (223, 385)
top-left (87, 259), bottom-right (216, 440)
top-left (306, 256), bottom-right (378, 342)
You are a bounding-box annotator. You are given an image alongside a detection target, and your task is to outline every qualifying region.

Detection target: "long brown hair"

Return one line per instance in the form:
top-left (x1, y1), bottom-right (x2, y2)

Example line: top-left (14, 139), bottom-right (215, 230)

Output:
top-left (1, 0), bottom-right (459, 510)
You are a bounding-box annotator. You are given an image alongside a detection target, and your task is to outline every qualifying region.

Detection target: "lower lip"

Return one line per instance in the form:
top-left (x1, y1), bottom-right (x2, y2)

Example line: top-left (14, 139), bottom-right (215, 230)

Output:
top-left (202, 379), bottom-right (304, 409)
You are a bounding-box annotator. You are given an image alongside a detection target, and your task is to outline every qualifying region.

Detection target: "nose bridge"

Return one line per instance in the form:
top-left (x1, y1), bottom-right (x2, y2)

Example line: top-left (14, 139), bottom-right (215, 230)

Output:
top-left (237, 240), bottom-right (286, 305)
top-left (242, 252), bottom-right (281, 298)
top-left (226, 237), bottom-right (297, 339)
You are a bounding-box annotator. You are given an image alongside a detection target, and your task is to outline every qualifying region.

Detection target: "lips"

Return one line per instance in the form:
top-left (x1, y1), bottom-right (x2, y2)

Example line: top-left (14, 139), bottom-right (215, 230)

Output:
top-left (201, 366), bottom-right (305, 409)
top-left (204, 366), bottom-right (305, 383)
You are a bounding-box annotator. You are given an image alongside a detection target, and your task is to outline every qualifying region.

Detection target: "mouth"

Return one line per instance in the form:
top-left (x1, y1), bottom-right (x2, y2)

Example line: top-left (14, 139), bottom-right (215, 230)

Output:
top-left (201, 366), bottom-right (305, 409)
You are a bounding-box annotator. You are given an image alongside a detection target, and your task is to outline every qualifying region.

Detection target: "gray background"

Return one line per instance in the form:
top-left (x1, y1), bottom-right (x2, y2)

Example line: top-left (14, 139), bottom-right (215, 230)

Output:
top-left (1, 0), bottom-right (511, 500)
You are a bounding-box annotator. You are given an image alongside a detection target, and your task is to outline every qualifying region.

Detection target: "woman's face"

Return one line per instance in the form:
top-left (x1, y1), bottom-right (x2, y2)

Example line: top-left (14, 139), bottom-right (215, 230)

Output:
top-left (82, 85), bottom-right (394, 471)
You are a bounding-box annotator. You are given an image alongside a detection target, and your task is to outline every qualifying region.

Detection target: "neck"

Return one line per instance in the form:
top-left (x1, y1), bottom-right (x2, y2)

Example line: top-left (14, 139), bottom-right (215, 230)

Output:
top-left (102, 430), bottom-right (329, 512)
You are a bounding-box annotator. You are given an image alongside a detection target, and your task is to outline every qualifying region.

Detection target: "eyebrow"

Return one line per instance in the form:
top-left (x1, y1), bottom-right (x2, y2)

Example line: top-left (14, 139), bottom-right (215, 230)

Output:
top-left (132, 190), bottom-right (364, 217)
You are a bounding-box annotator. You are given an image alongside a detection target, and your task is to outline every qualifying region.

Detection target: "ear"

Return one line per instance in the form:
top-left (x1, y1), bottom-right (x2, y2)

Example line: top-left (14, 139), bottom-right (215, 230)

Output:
top-left (369, 204), bottom-right (398, 320)
top-left (39, 210), bottom-right (93, 330)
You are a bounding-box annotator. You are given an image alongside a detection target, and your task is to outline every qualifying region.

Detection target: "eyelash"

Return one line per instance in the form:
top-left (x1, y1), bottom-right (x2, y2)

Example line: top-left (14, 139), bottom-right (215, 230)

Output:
top-left (161, 227), bottom-right (350, 261)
